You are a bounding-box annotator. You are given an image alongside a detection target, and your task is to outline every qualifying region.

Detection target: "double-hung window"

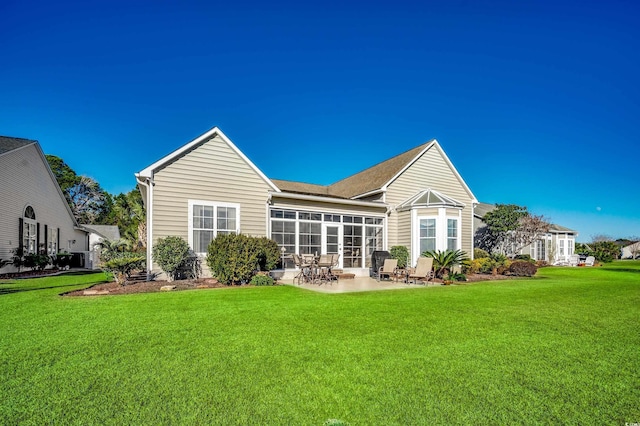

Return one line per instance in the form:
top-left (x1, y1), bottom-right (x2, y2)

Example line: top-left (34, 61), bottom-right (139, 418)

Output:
top-left (189, 201), bottom-right (239, 254)
top-left (419, 218), bottom-right (436, 254)
top-left (447, 218), bottom-right (458, 251)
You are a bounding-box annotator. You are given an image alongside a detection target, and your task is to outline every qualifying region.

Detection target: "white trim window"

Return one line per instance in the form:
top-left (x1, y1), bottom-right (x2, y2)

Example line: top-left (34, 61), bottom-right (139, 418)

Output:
top-left (447, 218), bottom-right (459, 251)
top-left (419, 218), bottom-right (436, 254)
top-left (188, 200), bottom-right (240, 254)
top-left (48, 227), bottom-right (58, 255)
top-left (23, 206), bottom-right (37, 254)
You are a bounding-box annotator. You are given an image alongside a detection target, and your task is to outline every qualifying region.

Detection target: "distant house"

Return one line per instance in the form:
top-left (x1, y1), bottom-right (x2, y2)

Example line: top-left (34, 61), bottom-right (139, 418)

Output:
top-left (473, 202), bottom-right (578, 264)
top-left (136, 127), bottom-right (477, 279)
top-left (0, 136), bottom-right (89, 272)
top-left (81, 224), bottom-right (121, 269)
top-left (621, 241), bottom-right (640, 259)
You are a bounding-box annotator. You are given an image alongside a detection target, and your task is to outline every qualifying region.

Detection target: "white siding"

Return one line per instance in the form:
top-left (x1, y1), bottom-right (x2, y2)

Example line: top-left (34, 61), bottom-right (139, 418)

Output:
top-left (0, 144), bottom-right (87, 270)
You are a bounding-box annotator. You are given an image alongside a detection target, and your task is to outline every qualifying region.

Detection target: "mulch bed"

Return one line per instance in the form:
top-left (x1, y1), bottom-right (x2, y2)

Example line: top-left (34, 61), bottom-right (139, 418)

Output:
top-left (62, 273), bottom-right (516, 296)
top-left (63, 278), bottom-right (239, 296)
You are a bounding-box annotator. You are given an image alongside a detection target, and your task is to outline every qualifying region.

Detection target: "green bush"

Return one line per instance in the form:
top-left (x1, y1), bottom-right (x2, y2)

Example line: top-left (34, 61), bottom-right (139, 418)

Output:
top-left (250, 274), bottom-right (275, 286)
top-left (389, 246), bottom-right (409, 269)
top-left (514, 254), bottom-right (535, 263)
top-left (102, 253), bottom-right (145, 285)
top-left (24, 253), bottom-right (50, 271)
top-left (254, 237), bottom-right (281, 271)
top-left (152, 236), bottom-right (192, 281)
top-left (508, 260), bottom-right (538, 277)
top-left (474, 248), bottom-right (490, 259)
top-left (207, 234), bottom-right (279, 285)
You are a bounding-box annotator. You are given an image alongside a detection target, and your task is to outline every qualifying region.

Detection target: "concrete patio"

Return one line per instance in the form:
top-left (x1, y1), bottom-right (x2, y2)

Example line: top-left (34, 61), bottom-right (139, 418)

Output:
top-left (283, 275), bottom-right (440, 293)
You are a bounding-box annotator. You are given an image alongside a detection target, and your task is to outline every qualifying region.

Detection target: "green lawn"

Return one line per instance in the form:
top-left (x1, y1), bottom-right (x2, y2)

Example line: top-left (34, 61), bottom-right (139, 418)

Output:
top-left (1, 263), bottom-right (639, 425)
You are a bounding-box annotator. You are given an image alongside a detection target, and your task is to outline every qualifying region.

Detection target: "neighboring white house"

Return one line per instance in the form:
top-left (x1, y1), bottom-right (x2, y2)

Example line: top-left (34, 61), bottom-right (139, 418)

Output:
top-left (473, 202), bottom-right (579, 264)
top-left (621, 241), bottom-right (640, 259)
top-left (81, 224), bottom-right (121, 269)
top-left (136, 127), bottom-right (478, 279)
top-left (0, 136), bottom-right (89, 272)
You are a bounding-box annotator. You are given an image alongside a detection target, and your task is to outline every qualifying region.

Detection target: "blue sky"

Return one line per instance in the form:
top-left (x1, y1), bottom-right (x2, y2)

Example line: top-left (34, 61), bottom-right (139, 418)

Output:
top-left (2, 0), bottom-right (639, 242)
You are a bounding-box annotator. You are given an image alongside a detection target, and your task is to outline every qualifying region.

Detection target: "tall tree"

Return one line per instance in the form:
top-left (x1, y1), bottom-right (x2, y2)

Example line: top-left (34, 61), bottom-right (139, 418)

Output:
top-left (112, 189), bottom-right (146, 249)
top-left (46, 155), bottom-right (110, 224)
top-left (477, 204), bottom-right (528, 255)
top-left (477, 204), bottom-right (550, 257)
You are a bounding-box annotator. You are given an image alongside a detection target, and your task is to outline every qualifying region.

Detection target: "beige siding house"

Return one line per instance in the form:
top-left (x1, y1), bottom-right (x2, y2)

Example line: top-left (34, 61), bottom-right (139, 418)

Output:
top-left (0, 137), bottom-right (89, 272)
top-left (136, 127), bottom-right (477, 278)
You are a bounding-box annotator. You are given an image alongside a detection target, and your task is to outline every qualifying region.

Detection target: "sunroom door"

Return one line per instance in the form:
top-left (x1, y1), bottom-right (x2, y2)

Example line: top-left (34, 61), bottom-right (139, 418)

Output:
top-left (322, 224), bottom-right (343, 268)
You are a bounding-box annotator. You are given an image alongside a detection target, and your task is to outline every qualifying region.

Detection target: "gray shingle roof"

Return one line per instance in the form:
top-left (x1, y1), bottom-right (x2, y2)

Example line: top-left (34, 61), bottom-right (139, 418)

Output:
top-left (0, 136), bottom-right (36, 155)
top-left (272, 142), bottom-right (433, 199)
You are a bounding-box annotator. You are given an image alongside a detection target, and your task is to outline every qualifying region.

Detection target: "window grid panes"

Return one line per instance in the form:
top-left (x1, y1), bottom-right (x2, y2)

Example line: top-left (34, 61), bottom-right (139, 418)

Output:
top-left (343, 225), bottom-right (363, 267)
top-left (191, 203), bottom-right (238, 254)
top-left (447, 218), bottom-right (458, 251)
top-left (365, 225), bottom-right (383, 267)
top-left (419, 219), bottom-right (436, 254)
top-left (24, 222), bottom-right (37, 254)
top-left (217, 206), bottom-right (237, 235)
top-left (48, 228), bottom-right (58, 255)
top-left (271, 220), bottom-right (296, 268)
top-left (299, 222), bottom-right (321, 255)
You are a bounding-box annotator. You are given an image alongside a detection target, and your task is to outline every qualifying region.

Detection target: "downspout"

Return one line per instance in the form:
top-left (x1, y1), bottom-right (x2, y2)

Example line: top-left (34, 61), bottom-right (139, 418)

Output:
top-left (471, 202), bottom-right (477, 260)
top-left (137, 175), bottom-right (154, 280)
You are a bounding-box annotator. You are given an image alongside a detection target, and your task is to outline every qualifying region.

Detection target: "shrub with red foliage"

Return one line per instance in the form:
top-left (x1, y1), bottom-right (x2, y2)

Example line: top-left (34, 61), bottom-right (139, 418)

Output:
top-left (508, 260), bottom-right (538, 277)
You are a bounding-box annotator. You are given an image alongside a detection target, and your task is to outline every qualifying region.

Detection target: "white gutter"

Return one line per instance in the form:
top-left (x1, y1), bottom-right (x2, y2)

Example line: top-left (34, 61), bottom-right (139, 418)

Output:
top-left (135, 173), bottom-right (154, 279)
top-left (270, 191), bottom-right (388, 209)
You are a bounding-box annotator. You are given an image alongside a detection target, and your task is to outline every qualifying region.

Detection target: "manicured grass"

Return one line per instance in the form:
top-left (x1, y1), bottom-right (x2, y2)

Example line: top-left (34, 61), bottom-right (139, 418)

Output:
top-left (1, 264), bottom-right (639, 424)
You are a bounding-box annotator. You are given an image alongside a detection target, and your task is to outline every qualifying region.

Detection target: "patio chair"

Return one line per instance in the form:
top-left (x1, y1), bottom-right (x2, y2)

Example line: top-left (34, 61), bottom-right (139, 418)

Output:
top-left (292, 254), bottom-right (314, 285)
top-left (568, 254), bottom-right (580, 267)
top-left (377, 258), bottom-right (398, 282)
top-left (584, 256), bottom-right (595, 266)
top-left (407, 257), bottom-right (434, 285)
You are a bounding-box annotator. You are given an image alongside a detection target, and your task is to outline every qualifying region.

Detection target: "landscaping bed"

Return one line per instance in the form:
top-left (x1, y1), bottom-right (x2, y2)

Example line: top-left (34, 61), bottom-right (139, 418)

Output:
top-left (64, 277), bottom-right (233, 296)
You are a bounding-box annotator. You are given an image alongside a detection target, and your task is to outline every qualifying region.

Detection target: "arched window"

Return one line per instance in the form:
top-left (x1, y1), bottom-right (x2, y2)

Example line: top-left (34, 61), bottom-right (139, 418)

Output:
top-left (22, 206), bottom-right (37, 254)
top-left (24, 206), bottom-right (36, 220)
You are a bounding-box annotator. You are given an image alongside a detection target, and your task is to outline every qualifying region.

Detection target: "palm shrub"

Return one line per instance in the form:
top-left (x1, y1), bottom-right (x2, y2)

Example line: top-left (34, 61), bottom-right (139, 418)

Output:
top-left (390, 245), bottom-right (410, 269)
top-left (102, 253), bottom-right (145, 285)
top-left (152, 236), bottom-right (192, 281)
top-left (422, 249), bottom-right (469, 279)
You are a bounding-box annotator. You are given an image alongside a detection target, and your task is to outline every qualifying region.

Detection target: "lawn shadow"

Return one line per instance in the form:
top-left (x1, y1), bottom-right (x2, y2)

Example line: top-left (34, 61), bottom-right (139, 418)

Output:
top-left (0, 271), bottom-right (111, 296)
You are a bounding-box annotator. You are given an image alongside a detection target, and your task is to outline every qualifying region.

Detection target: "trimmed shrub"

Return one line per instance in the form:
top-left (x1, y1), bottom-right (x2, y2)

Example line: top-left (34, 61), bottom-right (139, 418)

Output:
top-left (508, 260), bottom-right (538, 277)
top-left (390, 246), bottom-right (410, 269)
top-left (207, 234), bottom-right (279, 285)
top-left (468, 258), bottom-right (491, 274)
top-left (250, 274), bottom-right (275, 286)
top-left (254, 237), bottom-right (280, 271)
top-left (152, 236), bottom-right (192, 281)
top-left (474, 248), bottom-right (490, 259)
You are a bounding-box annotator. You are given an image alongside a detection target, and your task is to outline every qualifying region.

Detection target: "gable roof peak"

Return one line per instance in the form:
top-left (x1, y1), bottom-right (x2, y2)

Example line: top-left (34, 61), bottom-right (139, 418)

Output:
top-left (328, 140), bottom-right (435, 199)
